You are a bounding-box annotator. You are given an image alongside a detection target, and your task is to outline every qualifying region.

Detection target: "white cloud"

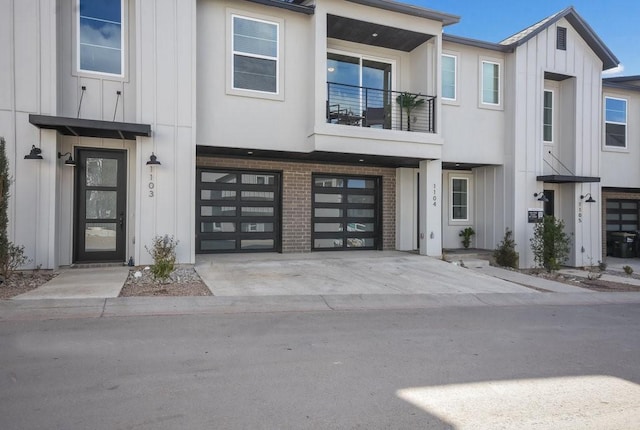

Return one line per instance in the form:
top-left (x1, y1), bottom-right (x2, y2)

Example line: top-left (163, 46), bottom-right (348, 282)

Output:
top-left (602, 64), bottom-right (625, 76)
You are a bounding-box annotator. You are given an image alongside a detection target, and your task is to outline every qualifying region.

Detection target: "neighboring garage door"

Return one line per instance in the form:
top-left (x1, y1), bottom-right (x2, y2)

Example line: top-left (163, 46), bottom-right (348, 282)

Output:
top-left (196, 169), bottom-right (281, 253)
top-left (606, 199), bottom-right (639, 233)
top-left (312, 174), bottom-right (382, 250)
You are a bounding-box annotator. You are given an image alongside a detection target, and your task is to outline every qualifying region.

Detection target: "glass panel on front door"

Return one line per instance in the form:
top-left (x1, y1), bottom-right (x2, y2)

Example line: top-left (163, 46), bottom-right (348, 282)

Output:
top-left (75, 149), bottom-right (127, 262)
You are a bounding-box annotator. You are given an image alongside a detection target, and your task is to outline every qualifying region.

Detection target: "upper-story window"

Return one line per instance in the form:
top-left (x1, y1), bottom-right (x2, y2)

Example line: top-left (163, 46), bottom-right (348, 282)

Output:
top-left (442, 54), bottom-right (457, 101)
top-left (232, 15), bottom-right (279, 94)
top-left (481, 60), bottom-right (500, 105)
top-left (78, 0), bottom-right (123, 76)
top-left (543, 90), bottom-right (553, 142)
top-left (604, 97), bottom-right (627, 148)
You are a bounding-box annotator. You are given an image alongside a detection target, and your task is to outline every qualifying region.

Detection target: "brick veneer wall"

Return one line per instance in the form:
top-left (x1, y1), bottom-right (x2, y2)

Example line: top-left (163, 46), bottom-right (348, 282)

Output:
top-left (196, 156), bottom-right (396, 252)
top-left (601, 190), bottom-right (640, 257)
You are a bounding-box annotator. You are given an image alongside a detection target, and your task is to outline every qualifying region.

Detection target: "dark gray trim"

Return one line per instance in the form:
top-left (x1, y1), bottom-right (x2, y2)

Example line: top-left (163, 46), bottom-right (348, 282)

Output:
top-left (604, 75), bottom-right (640, 83)
top-left (500, 7), bottom-right (618, 71)
top-left (443, 34), bottom-right (513, 53)
top-left (243, 0), bottom-right (314, 15)
top-left (544, 71), bottom-right (574, 81)
top-left (346, 0), bottom-right (459, 26)
top-left (29, 114), bottom-right (151, 140)
top-left (442, 162), bottom-right (494, 171)
top-left (537, 175), bottom-right (600, 183)
top-left (197, 146), bottom-right (430, 168)
top-left (603, 81), bottom-right (640, 92)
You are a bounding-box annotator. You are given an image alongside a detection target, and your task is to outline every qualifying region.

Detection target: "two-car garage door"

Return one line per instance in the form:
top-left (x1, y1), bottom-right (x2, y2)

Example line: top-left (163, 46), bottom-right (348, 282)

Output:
top-left (196, 168), bottom-right (382, 253)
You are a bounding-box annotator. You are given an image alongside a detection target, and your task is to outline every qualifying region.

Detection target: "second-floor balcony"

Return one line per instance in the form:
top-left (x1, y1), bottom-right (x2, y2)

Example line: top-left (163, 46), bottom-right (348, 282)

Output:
top-left (326, 82), bottom-right (436, 133)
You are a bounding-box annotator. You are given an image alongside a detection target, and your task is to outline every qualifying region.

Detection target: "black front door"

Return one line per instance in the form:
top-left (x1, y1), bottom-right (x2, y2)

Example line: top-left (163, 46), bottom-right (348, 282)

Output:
top-left (75, 149), bottom-right (127, 263)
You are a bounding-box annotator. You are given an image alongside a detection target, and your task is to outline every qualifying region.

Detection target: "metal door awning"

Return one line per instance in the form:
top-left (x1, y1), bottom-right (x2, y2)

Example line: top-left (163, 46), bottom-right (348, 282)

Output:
top-left (29, 114), bottom-right (151, 140)
top-left (537, 175), bottom-right (600, 183)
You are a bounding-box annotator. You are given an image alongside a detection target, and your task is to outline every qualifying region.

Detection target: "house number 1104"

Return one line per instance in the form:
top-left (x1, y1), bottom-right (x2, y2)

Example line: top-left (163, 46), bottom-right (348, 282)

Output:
top-left (148, 173), bottom-right (155, 197)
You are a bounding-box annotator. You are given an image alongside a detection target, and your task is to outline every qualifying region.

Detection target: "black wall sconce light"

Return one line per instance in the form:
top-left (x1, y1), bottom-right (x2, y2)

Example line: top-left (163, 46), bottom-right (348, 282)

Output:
top-left (24, 145), bottom-right (43, 160)
top-left (57, 152), bottom-right (76, 166)
top-left (580, 193), bottom-right (596, 203)
top-left (146, 152), bottom-right (161, 166)
top-left (534, 191), bottom-right (549, 202)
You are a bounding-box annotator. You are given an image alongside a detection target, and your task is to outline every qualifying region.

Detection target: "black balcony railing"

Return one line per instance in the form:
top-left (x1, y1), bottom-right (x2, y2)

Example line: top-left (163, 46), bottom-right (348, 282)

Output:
top-left (326, 82), bottom-right (436, 133)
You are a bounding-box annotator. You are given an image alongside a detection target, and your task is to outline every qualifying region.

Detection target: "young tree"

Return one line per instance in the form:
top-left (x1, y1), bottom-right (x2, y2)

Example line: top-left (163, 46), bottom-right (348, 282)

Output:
top-left (530, 216), bottom-right (571, 272)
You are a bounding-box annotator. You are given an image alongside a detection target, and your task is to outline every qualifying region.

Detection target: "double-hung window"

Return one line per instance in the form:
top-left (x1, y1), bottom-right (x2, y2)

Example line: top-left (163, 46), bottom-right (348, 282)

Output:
top-left (451, 178), bottom-right (469, 221)
top-left (481, 61), bottom-right (500, 105)
top-left (78, 0), bottom-right (123, 76)
top-left (442, 54), bottom-right (457, 101)
top-left (543, 90), bottom-right (553, 142)
top-left (232, 15), bottom-right (279, 94)
top-left (604, 97), bottom-right (627, 148)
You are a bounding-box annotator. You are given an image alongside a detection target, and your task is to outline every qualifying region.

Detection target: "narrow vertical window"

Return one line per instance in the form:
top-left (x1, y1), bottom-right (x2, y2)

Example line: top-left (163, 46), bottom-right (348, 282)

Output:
top-left (78, 0), bottom-right (123, 75)
top-left (232, 15), bottom-right (279, 94)
top-left (604, 97), bottom-right (627, 148)
top-left (442, 54), bottom-right (457, 100)
top-left (557, 27), bottom-right (567, 50)
top-left (481, 61), bottom-right (500, 105)
top-left (543, 90), bottom-right (553, 142)
top-left (451, 178), bottom-right (469, 221)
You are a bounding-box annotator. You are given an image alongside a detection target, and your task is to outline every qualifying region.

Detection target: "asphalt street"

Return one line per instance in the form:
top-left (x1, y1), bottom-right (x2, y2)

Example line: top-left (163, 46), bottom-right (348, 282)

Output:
top-left (1, 304), bottom-right (639, 429)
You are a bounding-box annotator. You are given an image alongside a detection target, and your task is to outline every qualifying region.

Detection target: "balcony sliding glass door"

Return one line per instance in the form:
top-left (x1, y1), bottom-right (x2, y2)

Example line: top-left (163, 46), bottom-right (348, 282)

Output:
top-left (327, 52), bottom-right (393, 129)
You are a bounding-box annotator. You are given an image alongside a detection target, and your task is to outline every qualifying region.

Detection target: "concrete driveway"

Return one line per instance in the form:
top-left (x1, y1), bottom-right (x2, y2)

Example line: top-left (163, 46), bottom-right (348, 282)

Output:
top-left (195, 251), bottom-right (533, 296)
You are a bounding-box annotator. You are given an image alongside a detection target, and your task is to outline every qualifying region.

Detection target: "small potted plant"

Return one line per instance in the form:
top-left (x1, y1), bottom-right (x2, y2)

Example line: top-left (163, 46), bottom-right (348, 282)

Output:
top-left (459, 227), bottom-right (475, 249)
top-left (396, 92), bottom-right (425, 131)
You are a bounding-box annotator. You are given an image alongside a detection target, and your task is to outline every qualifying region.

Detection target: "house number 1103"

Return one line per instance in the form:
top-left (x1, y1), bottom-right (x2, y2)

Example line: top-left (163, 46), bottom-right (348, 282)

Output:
top-left (148, 173), bottom-right (155, 197)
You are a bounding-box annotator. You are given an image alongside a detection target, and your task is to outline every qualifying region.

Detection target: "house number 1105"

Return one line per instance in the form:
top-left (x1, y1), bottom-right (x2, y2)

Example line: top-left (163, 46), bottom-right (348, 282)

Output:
top-left (148, 173), bottom-right (155, 197)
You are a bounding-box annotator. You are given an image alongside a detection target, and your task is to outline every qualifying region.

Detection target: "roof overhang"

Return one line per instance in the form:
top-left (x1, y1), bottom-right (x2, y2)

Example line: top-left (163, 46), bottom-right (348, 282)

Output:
top-left (537, 175), bottom-right (600, 184)
top-left (443, 34), bottom-right (514, 53)
top-left (243, 0), bottom-right (314, 15)
top-left (197, 146), bottom-right (427, 168)
top-left (29, 114), bottom-right (152, 140)
top-left (345, 0), bottom-right (460, 27)
top-left (328, 14), bottom-right (433, 52)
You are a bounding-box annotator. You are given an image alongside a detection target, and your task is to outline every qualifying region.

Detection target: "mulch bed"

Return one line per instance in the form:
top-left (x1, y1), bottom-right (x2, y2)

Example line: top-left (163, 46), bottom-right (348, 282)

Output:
top-left (0, 272), bottom-right (58, 300)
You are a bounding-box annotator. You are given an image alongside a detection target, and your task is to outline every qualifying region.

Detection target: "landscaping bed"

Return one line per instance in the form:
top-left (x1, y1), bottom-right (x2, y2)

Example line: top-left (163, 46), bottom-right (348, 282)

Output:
top-left (0, 271), bottom-right (58, 300)
top-left (119, 265), bottom-right (212, 297)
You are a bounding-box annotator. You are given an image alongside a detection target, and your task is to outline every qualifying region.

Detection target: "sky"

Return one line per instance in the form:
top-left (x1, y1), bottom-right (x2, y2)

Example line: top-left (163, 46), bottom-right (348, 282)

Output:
top-left (403, 1), bottom-right (639, 77)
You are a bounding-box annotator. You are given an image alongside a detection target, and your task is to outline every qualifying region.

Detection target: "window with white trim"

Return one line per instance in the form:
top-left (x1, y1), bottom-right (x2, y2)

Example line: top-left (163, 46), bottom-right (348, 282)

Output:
top-left (604, 97), bottom-right (627, 148)
top-left (442, 54), bottom-right (457, 100)
top-left (232, 15), bottom-right (279, 94)
top-left (481, 61), bottom-right (500, 105)
top-left (451, 178), bottom-right (469, 221)
top-left (543, 90), bottom-right (553, 142)
top-left (78, 0), bottom-right (123, 76)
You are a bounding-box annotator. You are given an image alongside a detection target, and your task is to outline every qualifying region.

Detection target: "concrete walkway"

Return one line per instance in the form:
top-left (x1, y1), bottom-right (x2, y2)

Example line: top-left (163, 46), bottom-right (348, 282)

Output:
top-left (12, 267), bottom-right (129, 300)
top-left (472, 266), bottom-right (593, 293)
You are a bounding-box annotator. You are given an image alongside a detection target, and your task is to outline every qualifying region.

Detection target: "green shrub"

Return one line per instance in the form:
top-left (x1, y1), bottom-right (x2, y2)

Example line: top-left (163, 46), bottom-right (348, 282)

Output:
top-left (146, 235), bottom-right (178, 282)
top-left (0, 242), bottom-right (31, 279)
top-left (623, 265), bottom-right (633, 275)
top-left (493, 228), bottom-right (519, 268)
top-left (530, 216), bottom-right (571, 272)
top-left (459, 227), bottom-right (475, 249)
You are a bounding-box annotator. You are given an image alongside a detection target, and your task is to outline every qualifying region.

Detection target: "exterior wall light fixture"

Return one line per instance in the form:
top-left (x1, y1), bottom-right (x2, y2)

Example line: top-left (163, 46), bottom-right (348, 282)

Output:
top-left (146, 152), bottom-right (161, 166)
top-left (580, 193), bottom-right (596, 203)
top-left (57, 152), bottom-right (76, 166)
top-left (24, 145), bottom-right (43, 160)
top-left (534, 191), bottom-right (548, 202)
